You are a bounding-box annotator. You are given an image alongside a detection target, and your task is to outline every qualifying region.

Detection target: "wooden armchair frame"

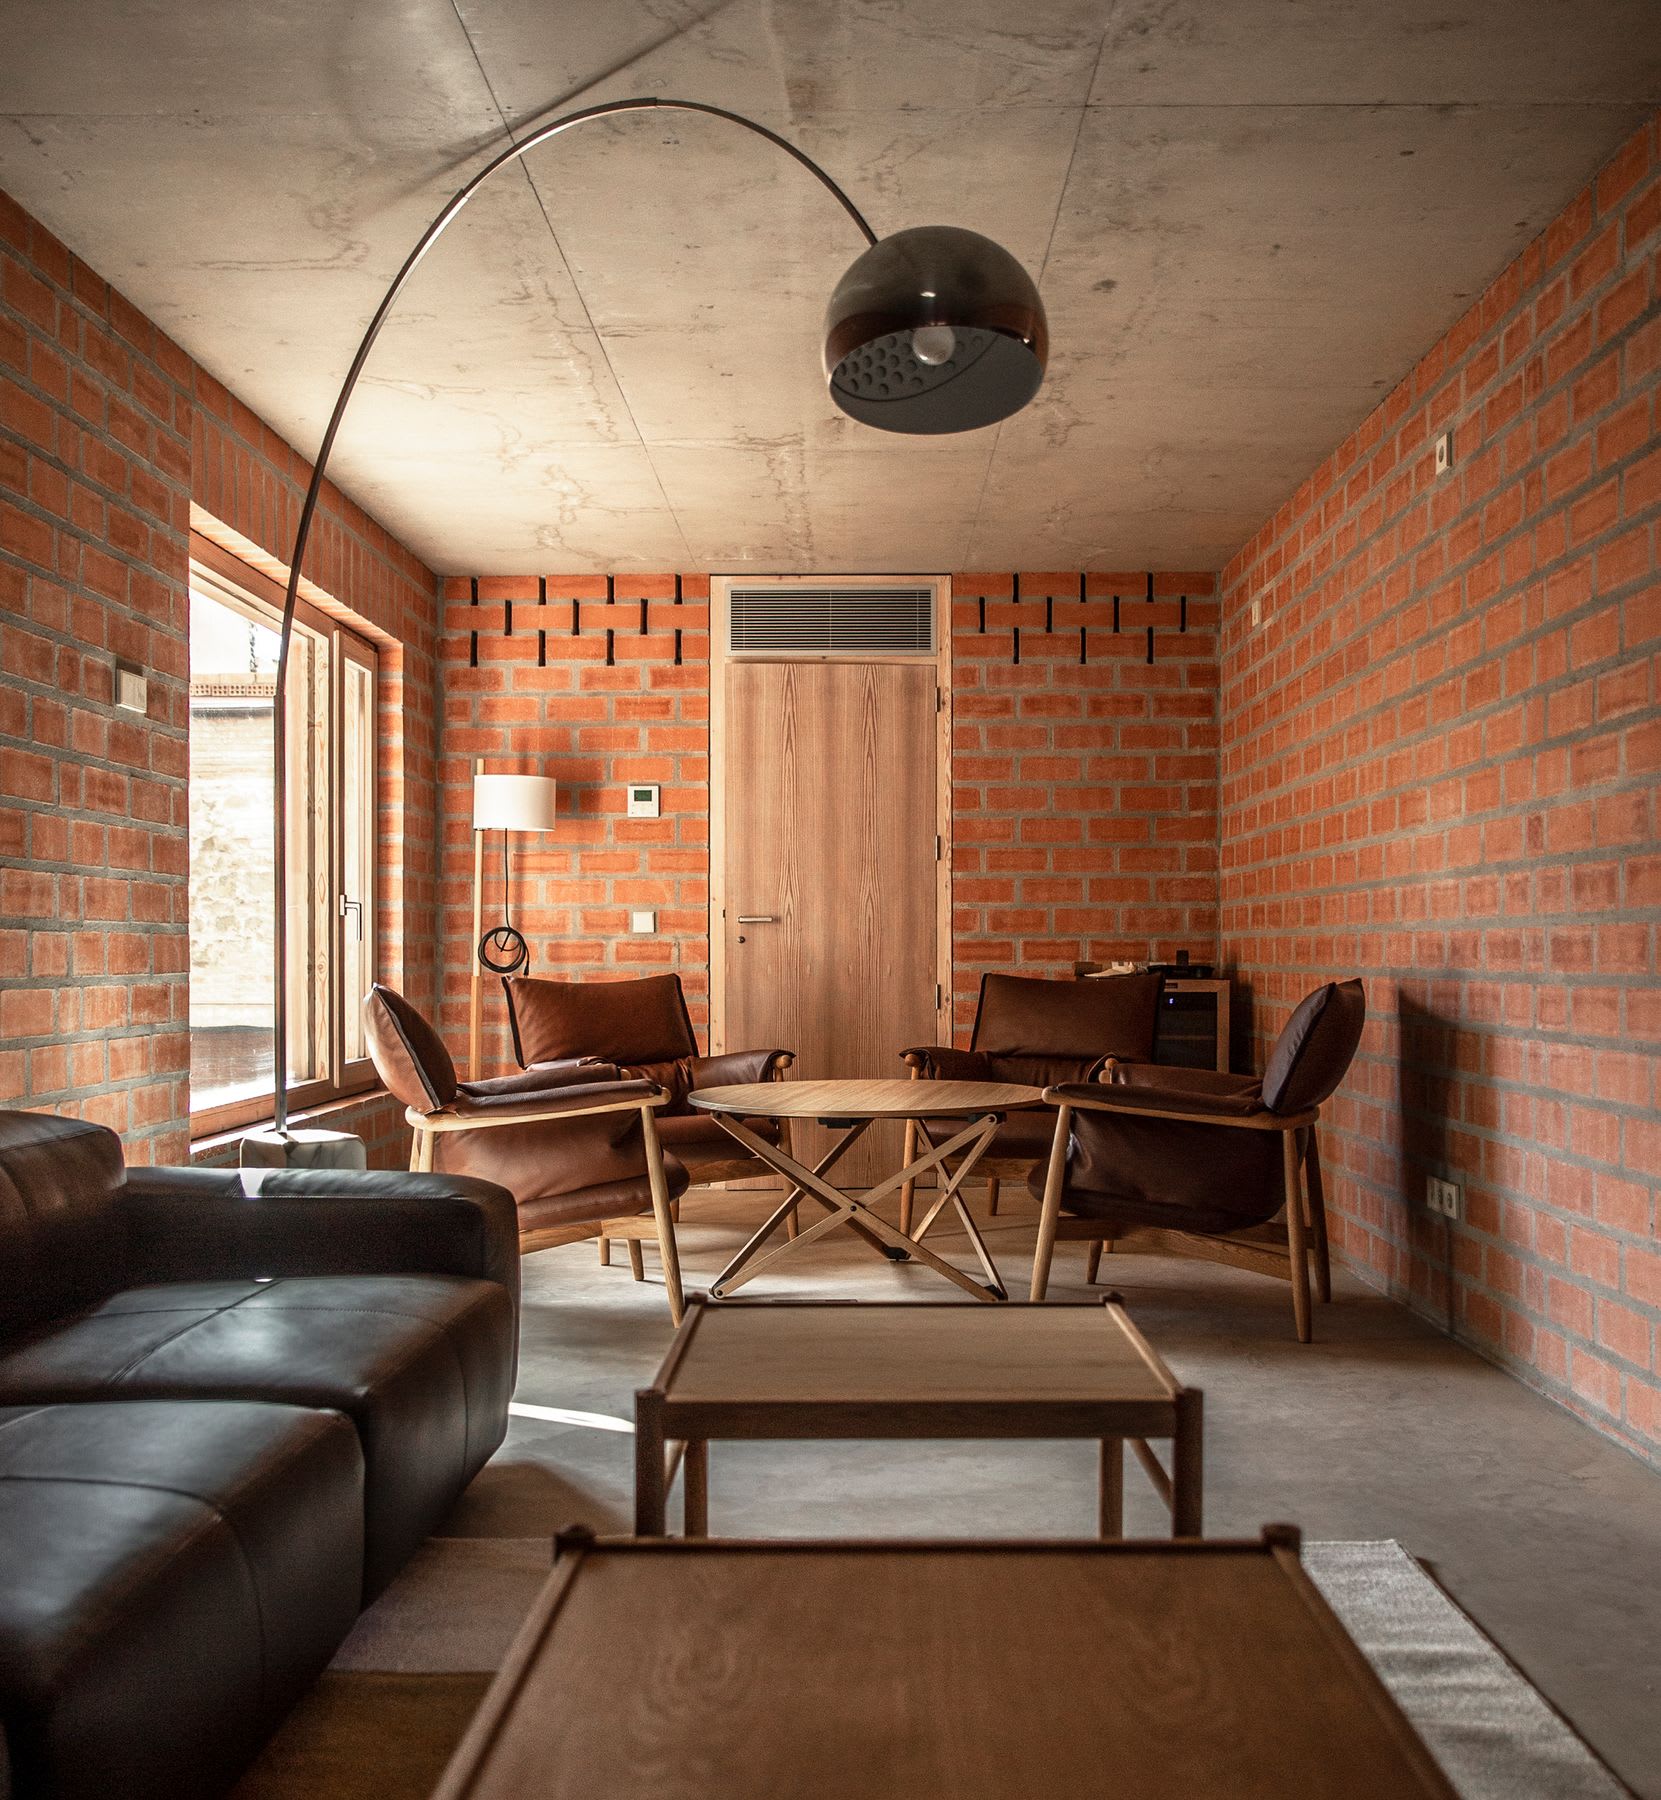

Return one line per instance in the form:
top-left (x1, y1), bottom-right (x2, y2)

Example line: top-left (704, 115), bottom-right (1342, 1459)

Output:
top-left (1029, 1087), bottom-right (1331, 1343)
top-left (407, 1090), bottom-right (686, 1325)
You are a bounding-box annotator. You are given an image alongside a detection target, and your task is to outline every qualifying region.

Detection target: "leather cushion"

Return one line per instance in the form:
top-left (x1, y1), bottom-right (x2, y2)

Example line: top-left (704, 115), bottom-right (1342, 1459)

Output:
top-left (121, 1165), bottom-right (522, 1314)
top-left (430, 1103), bottom-right (691, 1226)
top-left (0, 1399), bottom-right (362, 1800)
top-left (654, 1112), bottom-right (781, 1158)
top-left (624, 1056), bottom-right (697, 1112)
top-left (692, 1050), bottom-right (790, 1088)
top-left (363, 984), bottom-right (458, 1111)
top-left (0, 1275), bottom-right (514, 1599)
top-left (459, 1063), bottom-right (621, 1100)
top-left (1027, 1111), bottom-right (1286, 1235)
top-left (917, 1108), bottom-right (1057, 1162)
top-left (973, 972), bottom-right (1160, 1063)
top-left (1059, 1070), bottom-right (1266, 1118)
top-left (986, 1052), bottom-right (1110, 1091)
top-left (1261, 979), bottom-right (1366, 1115)
top-left (514, 1164), bottom-right (691, 1232)
top-left (504, 973), bottom-right (697, 1068)
top-left (0, 1112), bottom-right (129, 1343)
top-left (901, 1047), bottom-right (990, 1081)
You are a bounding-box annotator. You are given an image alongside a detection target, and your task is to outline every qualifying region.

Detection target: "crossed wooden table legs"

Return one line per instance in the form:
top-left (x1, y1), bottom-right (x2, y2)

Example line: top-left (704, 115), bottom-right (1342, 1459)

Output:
top-left (703, 1110), bottom-right (1011, 1301)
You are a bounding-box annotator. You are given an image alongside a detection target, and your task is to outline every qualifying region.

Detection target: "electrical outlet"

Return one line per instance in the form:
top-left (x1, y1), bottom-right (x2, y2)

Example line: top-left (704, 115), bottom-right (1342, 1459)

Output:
top-left (1425, 1175), bottom-right (1463, 1220)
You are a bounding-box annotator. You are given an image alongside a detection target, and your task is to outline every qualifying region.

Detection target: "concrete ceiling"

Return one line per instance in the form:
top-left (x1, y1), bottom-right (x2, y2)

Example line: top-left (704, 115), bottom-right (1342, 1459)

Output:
top-left (3, 1), bottom-right (1659, 576)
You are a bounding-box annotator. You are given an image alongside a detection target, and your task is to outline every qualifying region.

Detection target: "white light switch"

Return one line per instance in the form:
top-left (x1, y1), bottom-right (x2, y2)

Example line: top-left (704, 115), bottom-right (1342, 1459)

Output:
top-left (630, 910), bottom-right (657, 934)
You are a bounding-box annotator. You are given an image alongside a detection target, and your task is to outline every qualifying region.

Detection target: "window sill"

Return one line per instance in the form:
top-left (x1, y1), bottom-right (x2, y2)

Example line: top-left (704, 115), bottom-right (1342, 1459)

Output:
top-left (189, 1088), bottom-right (394, 1165)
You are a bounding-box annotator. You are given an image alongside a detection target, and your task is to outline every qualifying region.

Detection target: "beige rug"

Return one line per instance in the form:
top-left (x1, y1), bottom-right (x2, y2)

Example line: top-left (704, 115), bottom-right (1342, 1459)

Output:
top-left (234, 1535), bottom-right (1633, 1799)
top-left (231, 1672), bottom-right (491, 1800)
top-left (230, 1537), bottom-right (552, 1800)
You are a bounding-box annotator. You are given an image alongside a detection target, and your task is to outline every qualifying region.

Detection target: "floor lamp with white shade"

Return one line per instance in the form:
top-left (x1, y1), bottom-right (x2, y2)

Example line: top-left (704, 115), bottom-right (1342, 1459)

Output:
top-left (469, 767), bottom-right (559, 1079)
top-left (259, 94), bottom-right (1049, 1155)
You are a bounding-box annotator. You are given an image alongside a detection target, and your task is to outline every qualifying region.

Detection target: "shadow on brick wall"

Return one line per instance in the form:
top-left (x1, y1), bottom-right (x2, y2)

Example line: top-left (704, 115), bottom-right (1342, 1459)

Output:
top-left (1224, 971), bottom-right (1255, 1074)
top-left (1397, 993), bottom-right (1461, 1334)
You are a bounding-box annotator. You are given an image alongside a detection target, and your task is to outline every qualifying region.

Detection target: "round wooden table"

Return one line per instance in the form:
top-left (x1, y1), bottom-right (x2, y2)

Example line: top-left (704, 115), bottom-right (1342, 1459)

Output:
top-left (690, 1078), bottom-right (1046, 1301)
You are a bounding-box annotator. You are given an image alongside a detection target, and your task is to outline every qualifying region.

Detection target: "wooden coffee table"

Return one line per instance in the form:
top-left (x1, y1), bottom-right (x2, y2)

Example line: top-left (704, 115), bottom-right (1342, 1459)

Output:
top-left (433, 1526), bottom-right (1457, 1800)
top-left (634, 1296), bottom-right (1202, 1539)
top-left (690, 1077), bottom-right (1046, 1301)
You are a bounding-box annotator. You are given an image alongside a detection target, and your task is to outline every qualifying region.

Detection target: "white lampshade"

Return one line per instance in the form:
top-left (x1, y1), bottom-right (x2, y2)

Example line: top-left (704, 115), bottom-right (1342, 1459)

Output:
top-left (473, 773), bottom-right (558, 832)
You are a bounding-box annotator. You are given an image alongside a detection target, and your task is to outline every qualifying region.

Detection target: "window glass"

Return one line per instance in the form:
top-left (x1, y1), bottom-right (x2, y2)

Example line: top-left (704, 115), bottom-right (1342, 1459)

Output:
top-left (187, 584), bottom-right (280, 1112)
top-left (340, 653), bottom-right (375, 1066)
top-left (187, 550), bottom-right (378, 1131)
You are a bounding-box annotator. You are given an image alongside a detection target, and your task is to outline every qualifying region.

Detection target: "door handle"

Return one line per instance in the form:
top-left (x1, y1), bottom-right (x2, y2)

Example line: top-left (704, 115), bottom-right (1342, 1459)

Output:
top-left (737, 915), bottom-right (778, 924)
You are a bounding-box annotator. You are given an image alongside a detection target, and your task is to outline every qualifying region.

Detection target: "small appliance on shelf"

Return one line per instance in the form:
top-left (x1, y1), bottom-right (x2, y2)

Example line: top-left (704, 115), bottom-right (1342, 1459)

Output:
top-left (1074, 951), bottom-right (1229, 1074)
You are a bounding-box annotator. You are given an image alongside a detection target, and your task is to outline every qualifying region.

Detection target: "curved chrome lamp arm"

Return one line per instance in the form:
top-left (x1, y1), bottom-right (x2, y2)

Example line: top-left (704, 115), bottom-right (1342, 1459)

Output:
top-left (269, 97), bottom-right (877, 1132)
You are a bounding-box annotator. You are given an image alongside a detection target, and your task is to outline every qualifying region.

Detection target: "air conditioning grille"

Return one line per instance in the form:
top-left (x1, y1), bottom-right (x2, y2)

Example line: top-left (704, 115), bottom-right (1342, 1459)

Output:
top-left (728, 585), bottom-right (934, 655)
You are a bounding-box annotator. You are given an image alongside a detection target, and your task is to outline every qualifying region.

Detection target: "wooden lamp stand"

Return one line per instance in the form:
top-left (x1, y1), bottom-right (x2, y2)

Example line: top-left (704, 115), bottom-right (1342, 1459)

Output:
top-left (469, 760), bottom-right (558, 1078)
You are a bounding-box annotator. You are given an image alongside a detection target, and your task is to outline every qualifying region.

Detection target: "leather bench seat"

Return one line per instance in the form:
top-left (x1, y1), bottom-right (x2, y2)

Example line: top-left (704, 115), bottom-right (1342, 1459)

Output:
top-left (0, 1110), bottom-right (523, 1800)
top-left (0, 1274), bottom-right (514, 1599)
top-left (0, 1399), bottom-right (363, 1800)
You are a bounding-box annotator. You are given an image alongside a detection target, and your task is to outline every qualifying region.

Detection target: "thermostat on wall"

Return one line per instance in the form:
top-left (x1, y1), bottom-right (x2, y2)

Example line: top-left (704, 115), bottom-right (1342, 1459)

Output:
top-left (626, 784), bottom-right (661, 818)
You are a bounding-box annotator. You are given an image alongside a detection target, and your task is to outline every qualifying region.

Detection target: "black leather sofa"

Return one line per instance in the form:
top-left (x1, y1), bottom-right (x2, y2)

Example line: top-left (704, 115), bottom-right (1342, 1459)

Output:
top-left (0, 1109), bottom-right (521, 1800)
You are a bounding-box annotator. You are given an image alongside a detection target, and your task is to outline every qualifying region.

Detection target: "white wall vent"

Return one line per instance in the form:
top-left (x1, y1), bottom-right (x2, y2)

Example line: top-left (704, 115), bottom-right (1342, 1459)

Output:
top-left (727, 583), bottom-right (936, 657)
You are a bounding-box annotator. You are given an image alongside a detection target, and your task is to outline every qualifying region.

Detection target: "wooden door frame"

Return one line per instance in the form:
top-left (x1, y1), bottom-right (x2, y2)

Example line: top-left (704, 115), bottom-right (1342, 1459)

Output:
top-left (708, 574), bottom-right (953, 1057)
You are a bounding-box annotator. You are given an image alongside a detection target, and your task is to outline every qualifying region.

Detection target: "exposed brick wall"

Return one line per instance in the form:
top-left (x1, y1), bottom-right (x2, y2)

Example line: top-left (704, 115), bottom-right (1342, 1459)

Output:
top-left (950, 571), bottom-right (1219, 1038)
top-left (1, 185), bottom-right (438, 1166)
top-left (1219, 116), bottom-right (1661, 1466)
top-left (1, 189), bottom-right (194, 1161)
top-left (437, 575), bottom-right (712, 1073)
top-left (440, 571), bottom-right (1220, 1068)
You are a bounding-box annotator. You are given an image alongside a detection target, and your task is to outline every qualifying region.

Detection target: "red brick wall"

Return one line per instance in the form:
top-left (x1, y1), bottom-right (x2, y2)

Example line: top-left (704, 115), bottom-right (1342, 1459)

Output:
top-left (438, 575), bottom-right (712, 1072)
top-left (440, 571), bottom-right (1219, 1069)
top-left (1, 189), bottom-right (195, 1161)
top-left (1219, 116), bottom-right (1661, 1465)
top-left (1, 186), bottom-right (439, 1167)
top-left (950, 571), bottom-right (1218, 1037)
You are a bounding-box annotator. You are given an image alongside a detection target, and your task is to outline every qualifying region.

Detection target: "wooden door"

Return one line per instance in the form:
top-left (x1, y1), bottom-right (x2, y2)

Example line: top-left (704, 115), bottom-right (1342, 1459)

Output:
top-left (720, 660), bottom-right (940, 1184)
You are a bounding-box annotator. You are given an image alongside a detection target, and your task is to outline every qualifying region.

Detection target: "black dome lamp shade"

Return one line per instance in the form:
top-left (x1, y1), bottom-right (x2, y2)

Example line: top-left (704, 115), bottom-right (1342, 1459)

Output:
top-left (823, 225), bottom-right (1048, 434)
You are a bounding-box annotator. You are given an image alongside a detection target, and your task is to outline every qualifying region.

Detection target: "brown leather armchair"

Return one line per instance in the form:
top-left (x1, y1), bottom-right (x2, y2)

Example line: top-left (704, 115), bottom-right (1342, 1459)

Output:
top-left (364, 984), bottom-right (692, 1322)
top-left (501, 972), bottom-right (795, 1269)
top-left (1028, 979), bottom-right (1366, 1342)
top-left (898, 970), bottom-right (1161, 1229)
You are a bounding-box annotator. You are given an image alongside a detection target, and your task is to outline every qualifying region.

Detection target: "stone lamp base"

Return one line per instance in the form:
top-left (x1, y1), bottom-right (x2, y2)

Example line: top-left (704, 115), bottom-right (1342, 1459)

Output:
top-left (239, 1128), bottom-right (368, 1171)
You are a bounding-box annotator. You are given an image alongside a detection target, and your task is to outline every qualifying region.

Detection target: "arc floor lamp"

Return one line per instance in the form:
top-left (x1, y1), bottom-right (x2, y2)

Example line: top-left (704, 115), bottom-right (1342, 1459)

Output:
top-left (265, 93), bottom-right (1049, 1141)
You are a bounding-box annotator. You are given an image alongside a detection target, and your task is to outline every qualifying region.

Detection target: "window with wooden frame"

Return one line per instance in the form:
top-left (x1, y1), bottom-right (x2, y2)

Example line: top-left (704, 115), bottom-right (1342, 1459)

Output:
top-left (187, 534), bottom-right (379, 1135)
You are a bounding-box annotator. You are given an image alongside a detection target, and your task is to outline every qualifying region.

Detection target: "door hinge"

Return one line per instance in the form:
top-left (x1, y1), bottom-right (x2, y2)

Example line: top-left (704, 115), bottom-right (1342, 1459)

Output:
top-left (936, 982), bottom-right (943, 1011)
top-left (935, 834), bottom-right (942, 861)
top-left (936, 687), bottom-right (944, 713)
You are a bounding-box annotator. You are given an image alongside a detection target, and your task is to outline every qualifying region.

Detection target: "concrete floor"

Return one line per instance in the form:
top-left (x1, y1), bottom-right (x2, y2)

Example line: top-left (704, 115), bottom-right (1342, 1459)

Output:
top-left (447, 1188), bottom-right (1661, 1798)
